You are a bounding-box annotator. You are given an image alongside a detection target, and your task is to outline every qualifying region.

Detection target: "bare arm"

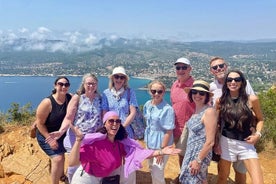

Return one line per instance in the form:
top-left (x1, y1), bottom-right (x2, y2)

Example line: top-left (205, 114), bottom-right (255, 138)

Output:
top-left (197, 107), bottom-right (218, 161)
top-left (59, 94), bottom-right (80, 133)
top-left (123, 105), bottom-right (136, 127)
top-left (68, 126), bottom-right (84, 166)
top-left (245, 95), bottom-right (264, 144)
top-left (35, 98), bottom-right (51, 138)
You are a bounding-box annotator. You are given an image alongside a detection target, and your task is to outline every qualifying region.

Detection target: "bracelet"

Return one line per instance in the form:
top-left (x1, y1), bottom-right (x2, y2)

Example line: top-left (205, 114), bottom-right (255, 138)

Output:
top-left (255, 131), bottom-right (262, 138)
top-left (76, 136), bottom-right (84, 142)
top-left (158, 149), bottom-right (163, 156)
top-left (195, 157), bottom-right (202, 164)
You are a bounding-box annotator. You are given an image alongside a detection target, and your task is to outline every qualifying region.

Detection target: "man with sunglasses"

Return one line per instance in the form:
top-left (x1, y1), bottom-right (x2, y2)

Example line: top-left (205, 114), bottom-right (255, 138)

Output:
top-left (209, 57), bottom-right (255, 184)
top-left (170, 57), bottom-right (195, 184)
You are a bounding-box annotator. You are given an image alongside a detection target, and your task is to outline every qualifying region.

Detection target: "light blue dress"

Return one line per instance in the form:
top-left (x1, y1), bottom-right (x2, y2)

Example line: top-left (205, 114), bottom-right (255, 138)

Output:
top-left (102, 88), bottom-right (138, 139)
top-left (179, 107), bottom-right (211, 184)
top-left (143, 100), bottom-right (175, 149)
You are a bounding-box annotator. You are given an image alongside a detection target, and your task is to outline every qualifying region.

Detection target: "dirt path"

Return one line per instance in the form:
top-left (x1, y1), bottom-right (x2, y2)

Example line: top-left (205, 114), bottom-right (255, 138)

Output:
top-left (0, 125), bottom-right (275, 184)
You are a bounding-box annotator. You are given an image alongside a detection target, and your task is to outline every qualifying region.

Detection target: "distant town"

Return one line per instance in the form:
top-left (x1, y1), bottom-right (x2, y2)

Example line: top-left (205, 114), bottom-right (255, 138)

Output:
top-left (1, 38), bottom-right (276, 92)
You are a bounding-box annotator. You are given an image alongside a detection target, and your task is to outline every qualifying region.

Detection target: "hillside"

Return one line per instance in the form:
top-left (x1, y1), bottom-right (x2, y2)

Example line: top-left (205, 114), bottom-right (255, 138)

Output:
top-left (1, 125), bottom-right (276, 184)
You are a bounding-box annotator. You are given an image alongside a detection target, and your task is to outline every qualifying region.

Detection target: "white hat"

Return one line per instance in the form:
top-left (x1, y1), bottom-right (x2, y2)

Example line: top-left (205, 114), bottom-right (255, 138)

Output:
top-left (174, 57), bottom-right (191, 65)
top-left (111, 66), bottom-right (129, 79)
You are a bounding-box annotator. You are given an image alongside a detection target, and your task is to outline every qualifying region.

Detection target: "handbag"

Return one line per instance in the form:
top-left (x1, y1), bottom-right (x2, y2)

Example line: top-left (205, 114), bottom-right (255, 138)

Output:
top-left (101, 174), bottom-right (120, 184)
top-left (127, 88), bottom-right (146, 140)
top-left (30, 122), bottom-right (37, 138)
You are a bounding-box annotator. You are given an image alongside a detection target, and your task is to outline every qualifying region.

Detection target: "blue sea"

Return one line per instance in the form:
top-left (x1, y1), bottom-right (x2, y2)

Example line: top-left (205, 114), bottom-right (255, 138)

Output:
top-left (0, 76), bottom-right (171, 113)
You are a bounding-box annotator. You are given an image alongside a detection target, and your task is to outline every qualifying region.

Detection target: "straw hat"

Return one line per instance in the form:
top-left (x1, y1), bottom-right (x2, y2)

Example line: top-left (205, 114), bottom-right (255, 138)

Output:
top-left (184, 80), bottom-right (213, 97)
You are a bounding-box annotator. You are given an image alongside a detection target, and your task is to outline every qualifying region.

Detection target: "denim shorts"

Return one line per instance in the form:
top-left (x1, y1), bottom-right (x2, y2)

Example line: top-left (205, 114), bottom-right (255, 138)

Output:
top-left (36, 130), bottom-right (66, 157)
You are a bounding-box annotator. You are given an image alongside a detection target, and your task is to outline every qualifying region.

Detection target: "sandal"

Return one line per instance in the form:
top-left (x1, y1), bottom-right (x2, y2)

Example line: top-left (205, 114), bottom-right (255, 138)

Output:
top-left (60, 175), bottom-right (69, 184)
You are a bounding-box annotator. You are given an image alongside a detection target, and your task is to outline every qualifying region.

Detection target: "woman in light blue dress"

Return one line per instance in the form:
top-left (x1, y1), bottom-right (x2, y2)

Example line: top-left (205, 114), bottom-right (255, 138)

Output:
top-left (179, 80), bottom-right (217, 184)
top-left (143, 80), bottom-right (175, 184)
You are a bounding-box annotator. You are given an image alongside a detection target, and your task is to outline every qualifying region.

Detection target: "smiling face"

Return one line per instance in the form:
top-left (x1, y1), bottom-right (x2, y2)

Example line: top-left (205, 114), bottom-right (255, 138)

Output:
top-left (210, 58), bottom-right (227, 82)
top-left (112, 73), bottom-right (127, 90)
top-left (149, 81), bottom-right (165, 104)
top-left (175, 63), bottom-right (192, 82)
top-left (84, 76), bottom-right (98, 94)
top-left (226, 72), bottom-right (242, 95)
top-left (104, 115), bottom-right (121, 138)
top-left (55, 77), bottom-right (70, 95)
top-left (191, 89), bottom-right (207, 105)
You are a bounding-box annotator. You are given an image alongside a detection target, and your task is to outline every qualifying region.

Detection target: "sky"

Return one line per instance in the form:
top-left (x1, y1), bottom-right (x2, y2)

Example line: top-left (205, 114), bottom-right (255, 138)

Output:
top-left (0, 0), bottom-right (276, 42)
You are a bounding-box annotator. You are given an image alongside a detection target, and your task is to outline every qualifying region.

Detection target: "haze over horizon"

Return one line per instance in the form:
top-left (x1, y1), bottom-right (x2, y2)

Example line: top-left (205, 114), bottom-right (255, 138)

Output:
top-left (0, 0), bottom-right (276, 43)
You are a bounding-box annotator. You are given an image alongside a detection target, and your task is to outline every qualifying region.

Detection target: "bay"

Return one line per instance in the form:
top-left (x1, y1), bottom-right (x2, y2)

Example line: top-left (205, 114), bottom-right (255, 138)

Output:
top-left (0, 76), bottom-right (171, 113)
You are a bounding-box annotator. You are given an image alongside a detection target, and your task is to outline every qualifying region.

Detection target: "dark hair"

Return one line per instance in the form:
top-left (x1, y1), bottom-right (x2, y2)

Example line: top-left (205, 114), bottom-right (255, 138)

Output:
top-left (96, 124), bottom-right (128, 141)
top-left (52, 76), bottom-right (70, 94)
top-left (219, 70), bottom-right (254, 131)
top-left (188, 90), bottom-right (210, 104)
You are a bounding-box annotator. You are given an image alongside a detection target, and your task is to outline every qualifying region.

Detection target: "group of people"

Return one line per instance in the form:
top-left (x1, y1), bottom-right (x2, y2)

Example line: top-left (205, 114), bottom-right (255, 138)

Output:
top-left (34, 56), bottom-right (264, 184)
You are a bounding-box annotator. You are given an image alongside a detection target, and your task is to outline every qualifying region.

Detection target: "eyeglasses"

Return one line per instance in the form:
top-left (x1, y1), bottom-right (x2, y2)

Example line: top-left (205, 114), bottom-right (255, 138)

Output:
top-left (57, 82), bottom-right (70, 87)
top-left (107, 119), bottom-right (122, 125)
top-left (191, 89), bottom-right (206, 96)
top-left (150, 90), bottom-right (163, 95)
top-left (114, 75), bottom-right (126, 80)
top-left (211, 63), bottom-right (225, 70)
top-left (226, 77), bottom-right (242, 83)
top-left (176, 66), bottom-right (188, 70)
top-left (85, 82), bottom-right (97, 86)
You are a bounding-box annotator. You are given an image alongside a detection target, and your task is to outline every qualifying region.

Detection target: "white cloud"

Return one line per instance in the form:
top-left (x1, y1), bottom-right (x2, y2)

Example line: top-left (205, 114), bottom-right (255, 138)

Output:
top-left (18, 27), bottom-right (29, 33)
top-left (84, 34), bottom-right (97, 44)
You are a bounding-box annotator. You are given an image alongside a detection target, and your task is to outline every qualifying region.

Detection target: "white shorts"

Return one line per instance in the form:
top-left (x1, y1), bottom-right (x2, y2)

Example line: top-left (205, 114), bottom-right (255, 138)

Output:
top-left (220, 135), bottom-right (258, 162)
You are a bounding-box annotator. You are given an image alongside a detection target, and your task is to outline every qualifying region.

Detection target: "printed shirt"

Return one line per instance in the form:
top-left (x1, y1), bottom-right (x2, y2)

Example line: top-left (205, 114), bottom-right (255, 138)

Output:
top-left (170, 77), bottom-right (195, 138)
top-left (102, 88), bottom-right (138, 138)
top-left (143, 100), bottom-right (175, 149)
top-left (73, 94), bottom-right (102, 133)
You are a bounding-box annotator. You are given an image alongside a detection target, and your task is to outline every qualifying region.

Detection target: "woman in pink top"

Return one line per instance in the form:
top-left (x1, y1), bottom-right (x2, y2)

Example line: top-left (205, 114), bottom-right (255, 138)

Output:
top-left (69, 111), bottom-right (181, 184)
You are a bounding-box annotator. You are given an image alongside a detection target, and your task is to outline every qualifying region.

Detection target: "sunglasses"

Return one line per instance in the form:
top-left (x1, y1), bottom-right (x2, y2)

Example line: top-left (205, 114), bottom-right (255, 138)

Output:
top-left (107, 119), bottom-right (122, 124)
top-left (191, 89), bottom-right (206, 96)
top-left (114, 75), bottom-right (126, 80)
top-left (150, 90), bottom-right (163, 95)
top-left (86, 82), bottom-right (97, 86)
top-left (57, 82), bottom-right (70, 87)
top-left (176, 66), bottom-right (188, 70)
top-left (226, 77), bottom-right (242, 83)
top-left (211, 63), bottom-right (225, 70)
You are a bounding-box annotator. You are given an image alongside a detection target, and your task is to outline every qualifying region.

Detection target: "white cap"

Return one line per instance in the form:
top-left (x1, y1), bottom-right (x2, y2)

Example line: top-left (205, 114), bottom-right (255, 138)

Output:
top-left (174, 57), bottom-right (191, 65)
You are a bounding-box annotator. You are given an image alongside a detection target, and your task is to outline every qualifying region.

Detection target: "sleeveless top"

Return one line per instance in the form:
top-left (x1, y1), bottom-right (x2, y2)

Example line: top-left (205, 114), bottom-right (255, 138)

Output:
top-left (221, 99), bottom-right (254, 141)
top-left (45, 93), bottom-right (71, 132)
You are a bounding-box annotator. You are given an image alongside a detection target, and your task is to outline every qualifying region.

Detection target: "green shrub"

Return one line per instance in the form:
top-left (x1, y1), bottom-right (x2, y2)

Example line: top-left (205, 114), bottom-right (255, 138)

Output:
top-left (258, 89), bottom-right (276, 148)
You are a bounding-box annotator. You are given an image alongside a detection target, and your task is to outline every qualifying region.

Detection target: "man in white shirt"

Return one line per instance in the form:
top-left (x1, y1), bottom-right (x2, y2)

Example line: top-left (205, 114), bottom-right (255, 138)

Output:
top-left (209, 57), bottom-right (255, 184)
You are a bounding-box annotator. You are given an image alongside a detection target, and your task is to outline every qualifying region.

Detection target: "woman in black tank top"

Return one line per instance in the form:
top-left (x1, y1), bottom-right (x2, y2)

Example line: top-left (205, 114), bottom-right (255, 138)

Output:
top-left (35, 76), bottom-right (72, 184)
top-left (216, 70), bottom-right (264, 184)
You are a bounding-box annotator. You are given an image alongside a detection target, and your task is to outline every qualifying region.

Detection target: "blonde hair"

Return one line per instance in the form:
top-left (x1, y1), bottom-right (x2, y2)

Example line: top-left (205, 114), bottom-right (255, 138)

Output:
top-left (148, 80), bottom-right (166, 92)
top-left (76, 73), bottom-right (99, 95)
top-left (108, 74), bottom-right (129, 90)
